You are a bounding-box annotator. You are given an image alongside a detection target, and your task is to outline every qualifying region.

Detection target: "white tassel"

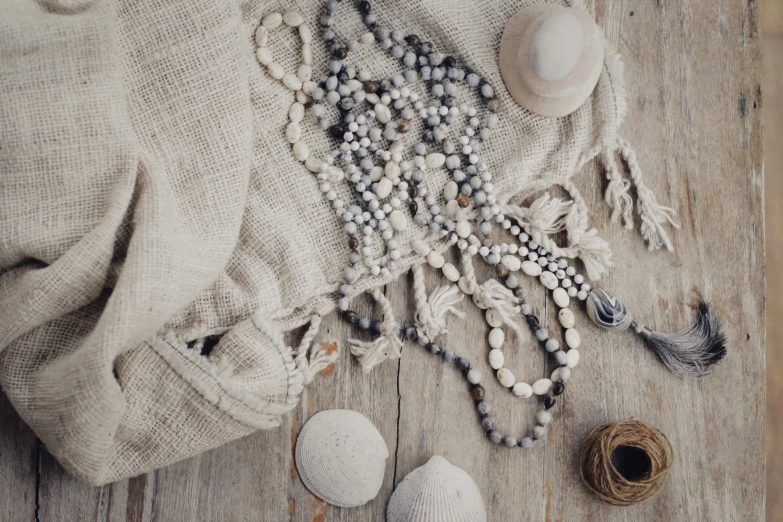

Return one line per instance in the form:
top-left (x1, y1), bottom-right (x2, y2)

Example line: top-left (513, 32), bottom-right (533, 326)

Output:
top-left (617, 137), bottom-right (681, 252)
top-left (349, 322), bottom-right (402, 374)
top-left (504, 194), bottom-right (572, 243)
top-left (574, 228), bottom-right (614, 281)
top-left (472, 279), bottom-right (524, 338)
top-left (411, 263), bottom-right (465, 340)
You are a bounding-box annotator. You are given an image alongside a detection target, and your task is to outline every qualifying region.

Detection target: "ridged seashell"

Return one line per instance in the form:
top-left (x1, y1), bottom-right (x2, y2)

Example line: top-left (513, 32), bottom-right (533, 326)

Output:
top-left (586, 288), bottom-right (633, 331)
top-left (295, 410), bottom-right (388, 507)
top-left (387, 456), bottom-right (487, 522)
top-left (499, 4), bottom-right (604, 118)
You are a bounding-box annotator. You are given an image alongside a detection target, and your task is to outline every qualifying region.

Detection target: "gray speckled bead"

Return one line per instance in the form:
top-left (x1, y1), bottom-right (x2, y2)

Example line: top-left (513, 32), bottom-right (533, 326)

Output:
top-left (457, 357), bottom-right (471, 371)
top-left (489, 430), bottom-right (503, 444)
top-left (477, 401), bottom-right (491, 415)
top-left (481, 416), bottom-right (494, 431)
top-left (417, 335), bottom-right (429, 346)
top-left (535, 327), bottom-right (549, 341)
top-left (358, 318), bottom-right (371, 330)
top-left (443, 350), bottom-right (456, 363)
top-left (505, 274), bottom-right (519, 289)
top-left (519, 437), bottom-right (535, 449)
top-left (480, 221), bottom-right (492, 236)
top-left (545, 339), bottom-right (560, 353)
top-left (532, 425), bottom-right (547, 440)
top-left (504, 436), bottom-right (518, 447)
top-left (405, 327), bottom-right (417, 340)
top-left (429, 343), bottom-right (441, 355)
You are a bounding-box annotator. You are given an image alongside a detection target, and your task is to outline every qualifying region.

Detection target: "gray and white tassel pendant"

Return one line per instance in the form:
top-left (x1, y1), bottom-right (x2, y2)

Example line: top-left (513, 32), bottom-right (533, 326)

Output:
top-left (586, 290), bottom-right (727, 378)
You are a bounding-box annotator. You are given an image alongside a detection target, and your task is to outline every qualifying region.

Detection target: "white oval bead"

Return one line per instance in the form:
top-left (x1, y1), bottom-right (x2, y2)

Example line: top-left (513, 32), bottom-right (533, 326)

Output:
top-left (283, 11), bottom-right (303, 27)
top-left (501, 255), bottom-right (521, 272)
top-left (488, 349), bottom-right (504, 370)
top-left (285, 122), bottom-right (301, 144)
top-left (267, 62), bottom-right (284, 80)
top-left (296, 89), bottom-right (310, 103)
top-left (455, 220), bottom-right (471, 238)
top-left (443, 180), bottom-right (458, 201)
top-left (389, 210), bottom-right (407, 231)
top-left (358, 32), bottom-right (375, 44)
top-left (297, 64), bottom-right (312, 82)
top-left (458, 276), bottom-right (473, 295)
top-left (302, 43), bottom-right (312, 65)
top-left (426, 251), bottom-right (445, 269)
top-left (540, 271), bottom-right (558, 290)
top-left (566, 349), bottom-right (580, 369)
top-left (442, 262), bottom-right (460, 282)
top-left (368, 166), bottom-right (384, 182)
top-left (282, 73), bottom-right (302, 91)
top-left (256, 47), bottom-right (273, 66)
top-left (288, 102), bottom-right (304, 123)
top-left (292, 140), bottom-right (309, 161)
top-left (328, 166), bottom-right (344, 183)
top-left (512, 381), bottom-right (533, 398)
top-left (375, 177), bottom-right (393, 199)
top-left (485, 308), bottom-right (503, 328)
top-left (558, 308), bottom-right (575, 328)
top-left (497, 368), bottom-right (516, 388)
top-left (384, 161), bottom-right (401, 180)
top-left (262, 12), bottom-right (282, 28)
top-left (521, 260), bottom-right (543, 276)
top-left (345, 79), bottom-right (363, 92)
top-left (412, 239), bottom-right (430, 256)
top-left (532, 378), bottom-right (553, 396)
top-left (488, 328), bottom-right (505, 349)
top-left (375, 104), bottom-right (392, 124)
top-left (366, 93), bottom-right (380, 105)
top-left (298, 24), bottom-right (312, 43)
top-left (304, 157), bottom-right (322, 173)
top-left (254, 26), bottom-right (268, 46)
top-left (552, 287), bottom-right (570, 308)
top-left (565, 328), bottom-right (581, 348)
top-left (445, 199), bottom-right (460, 218)
top-left (552, 367), bottom-right (572, 382)
top-left (389, 140), bottom-right (404, 155)
top-left (425, 153), bottom-right (446, 169)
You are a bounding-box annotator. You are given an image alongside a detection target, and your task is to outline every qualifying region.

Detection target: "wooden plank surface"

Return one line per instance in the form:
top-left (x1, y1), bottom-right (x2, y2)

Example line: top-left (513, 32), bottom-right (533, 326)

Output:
top-left (0, 0), bottom-right (764, 520)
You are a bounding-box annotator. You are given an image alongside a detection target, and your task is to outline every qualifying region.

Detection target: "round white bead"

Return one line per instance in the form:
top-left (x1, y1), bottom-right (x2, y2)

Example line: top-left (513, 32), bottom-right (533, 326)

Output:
top-left (521, 260), bottom-right (543, 276)
top-left (536, 410), bottom-right (552, 425)
top-left (565, 328), bottom-right (581, 348)
top-left (532, 378), bottom-right (553, 395)
top-left (488, 349), bottom-right (504, 370)
top-left (566, 349), bottom-right (580, 368)
top-left (442, 263), bottom-right (460, 282)
top-left (512, 381), bottom-right (533, 398)
top-left (426, 251), bottom-right (445, 268)
top-left (558, 308), bottom-right (575, 328)
top-left (467, 369), bottom-right (482, 384)
top-left (358, 32), bottom-right (375, 44)
top-left (488, 327), bottom-right (505, 349)
top-left (552, 287), bottom-right (570, 308)
top-left (497, 368), bottom-right (516, 388)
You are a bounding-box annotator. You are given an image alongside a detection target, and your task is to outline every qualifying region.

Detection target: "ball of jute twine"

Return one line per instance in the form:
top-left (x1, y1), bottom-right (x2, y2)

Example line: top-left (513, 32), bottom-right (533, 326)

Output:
top-left (579, 420), bottom-right (673, 506)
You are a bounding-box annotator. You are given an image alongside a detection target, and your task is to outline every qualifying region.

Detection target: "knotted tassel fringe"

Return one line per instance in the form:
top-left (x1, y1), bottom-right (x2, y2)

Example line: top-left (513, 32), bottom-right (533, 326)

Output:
top-left (294, 312), bottom-right (340, 384)
top-left (411, 263), bottom-right (465, 340)
top-left (632, 302), bottom-right (726, 378)
top-left (460, 249), bottom-right (523, 337)
top-left (601, 146), bottom-right (634, 229)
top-left (348, 287), bottom-right (402, 373)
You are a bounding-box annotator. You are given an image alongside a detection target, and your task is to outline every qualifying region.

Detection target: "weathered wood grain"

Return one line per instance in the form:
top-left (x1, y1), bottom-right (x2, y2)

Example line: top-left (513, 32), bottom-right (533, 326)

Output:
top-left (0, 0), bottom-right (764, 520)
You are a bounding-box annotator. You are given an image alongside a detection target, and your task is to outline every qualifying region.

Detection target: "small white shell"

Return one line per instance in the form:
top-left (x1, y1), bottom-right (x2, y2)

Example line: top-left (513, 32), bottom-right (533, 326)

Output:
top-left (296, 410), bottom-right (388, 508)
top-left (497, 368), bottom-right (515, 387)
top-left (558, 308), bottom-right (575, 328)
top-left (512, 381), bottom-right (533, 398)
top-left (485, 309), bottom-right (503, 328)
top-left (552, 287), bottom-right (570, 308)
top-left (501, 255), bottom-right (521, 272)
top-left (427, 251), bottom-right (445, 269)
top-left (488, 328), bottom-right (505, 349)
top-left (566, 349), bottom-right (580, 368)
top-left (442, 263), bottom-right (460, 282)
top-left (532, 378), bottom-right (553, 395)
top-left (565, 328), bottom-right (581, 348)
top-left (488, 349), bottom-right (504, 370)
top-left (521, 261), bottom-right (543, 276)
top-left (539, 271), bottom-right (558, 290)
top-left (387, 456), bottom-right (487, 522)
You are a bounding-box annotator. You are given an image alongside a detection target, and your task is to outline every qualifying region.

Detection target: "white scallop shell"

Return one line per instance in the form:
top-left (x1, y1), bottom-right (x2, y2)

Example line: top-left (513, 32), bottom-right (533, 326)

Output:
top-left (295, 410), bottom-right (388, 507)
top-left (387, 456), bottom-right (487, 522)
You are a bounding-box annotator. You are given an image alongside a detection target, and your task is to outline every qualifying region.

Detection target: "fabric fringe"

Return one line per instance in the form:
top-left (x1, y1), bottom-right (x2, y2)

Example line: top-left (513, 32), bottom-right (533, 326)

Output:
top-left (411, 262), bottom-right (465, 340)
top-left (348, 287), bottom-right (402, 373)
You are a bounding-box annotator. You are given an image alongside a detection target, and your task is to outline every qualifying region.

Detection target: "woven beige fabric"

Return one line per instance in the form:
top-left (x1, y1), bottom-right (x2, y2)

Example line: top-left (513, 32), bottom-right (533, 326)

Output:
top-left (0, 0), bottom-right (625, 484)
